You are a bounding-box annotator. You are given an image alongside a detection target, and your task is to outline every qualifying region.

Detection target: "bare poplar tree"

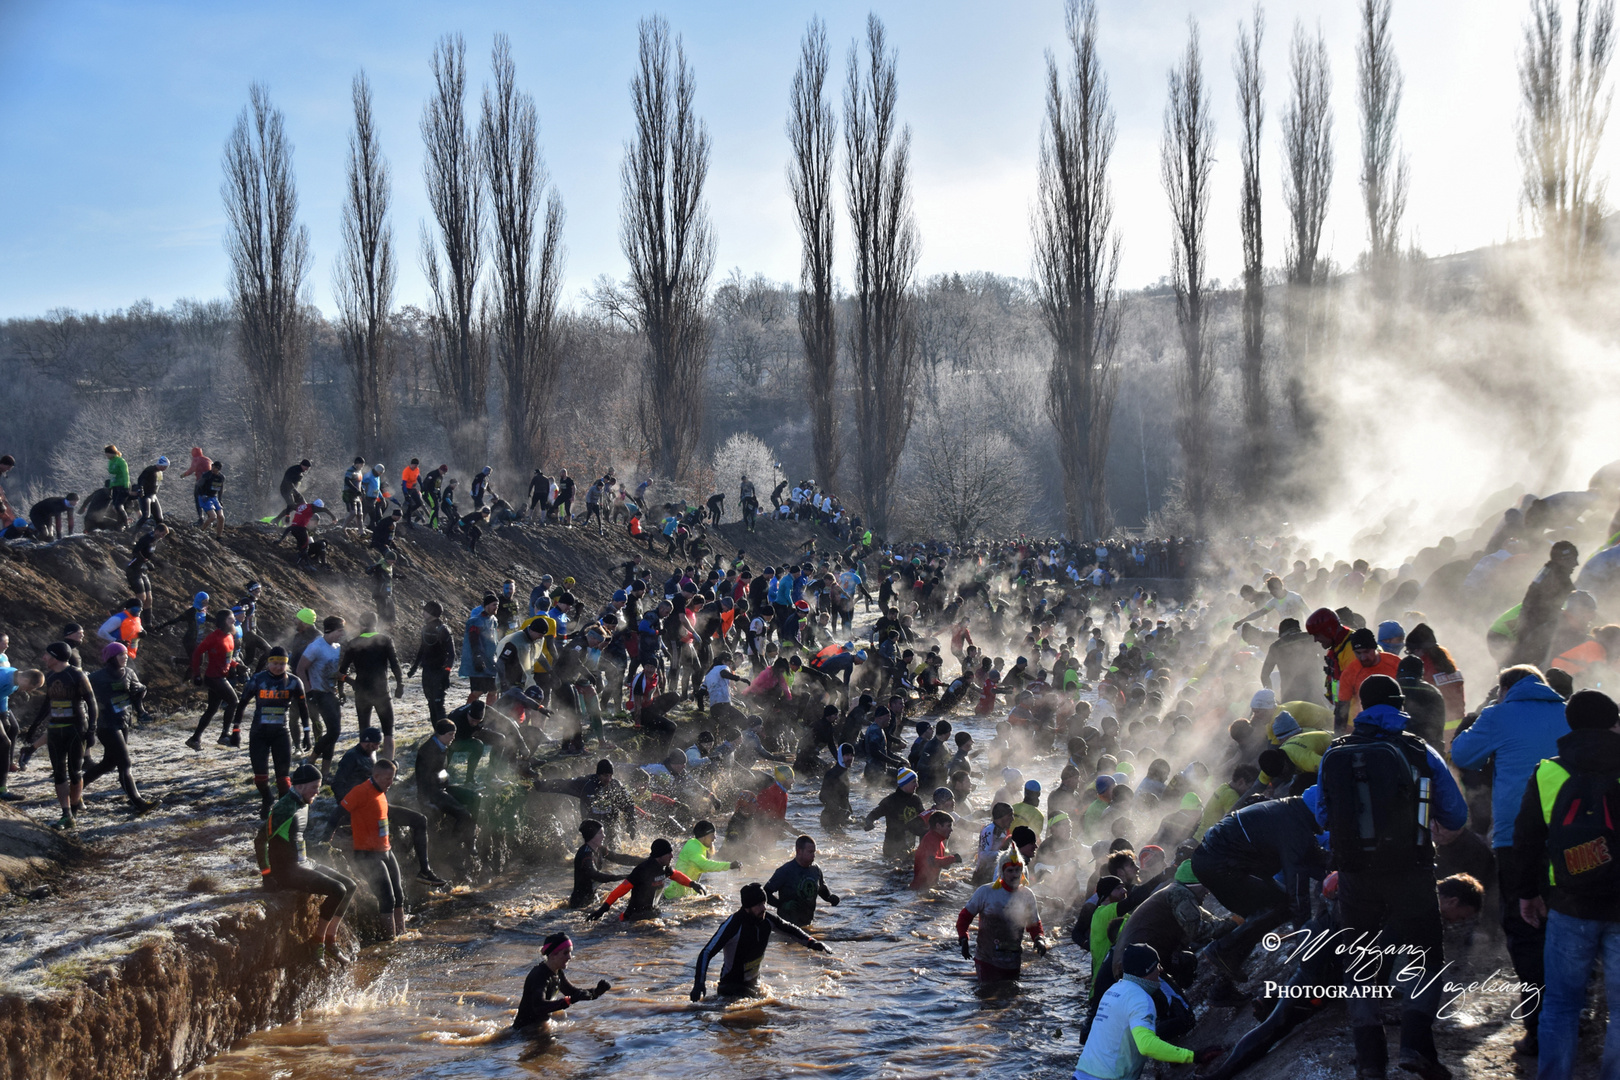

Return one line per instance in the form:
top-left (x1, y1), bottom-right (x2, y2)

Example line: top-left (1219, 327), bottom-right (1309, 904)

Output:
top-left (335, 71), bottom-right (396, 463)
top-left (1518, 0), bottom-right (1616, 278)
top-left (619, 15), bottom-right (715, 480)
top-left (789, 17), bottom-right (841, 490)
top-left (1235, 4), bottom-right (1269, 501)
top-left (1359, 0), bottom-right (1409, 287)
top-left (222, 83), bottom-right (310, 501)
top-left (1161, 20), bottom-right (1216, 536)
top-left (421, 33), bottom-right (488, 469)
top-left (1281, 22), bottom-right (1333, 440)
top-left (481, 34), bottom-right (566, 471)
top-left (1034, 0), bottom-right (1121, 540)
top-left (845, 13), bottom-right (919, 539)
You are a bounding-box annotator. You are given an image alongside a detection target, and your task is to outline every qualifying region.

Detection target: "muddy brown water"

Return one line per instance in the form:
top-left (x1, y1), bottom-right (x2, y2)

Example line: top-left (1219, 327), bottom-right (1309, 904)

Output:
top-left (182, 712), bottom-right (1096, 1080)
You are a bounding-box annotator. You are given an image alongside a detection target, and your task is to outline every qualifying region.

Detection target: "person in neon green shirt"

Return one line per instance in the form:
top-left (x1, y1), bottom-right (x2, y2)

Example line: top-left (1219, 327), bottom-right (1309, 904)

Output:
top-left (1011, 780), bottom-right (1046, 838)
top-left (1074, 944), bottom-right (1214, 1079)
top-left (1088, 875), bottom-right (1129, 992)
top-left (665, 820), bottom-right (740, 900)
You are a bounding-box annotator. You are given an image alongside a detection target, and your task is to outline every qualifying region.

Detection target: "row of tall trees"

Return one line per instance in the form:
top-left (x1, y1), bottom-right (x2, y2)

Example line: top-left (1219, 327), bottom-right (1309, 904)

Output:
top-left (216, 0), bottom-right (1617, 531)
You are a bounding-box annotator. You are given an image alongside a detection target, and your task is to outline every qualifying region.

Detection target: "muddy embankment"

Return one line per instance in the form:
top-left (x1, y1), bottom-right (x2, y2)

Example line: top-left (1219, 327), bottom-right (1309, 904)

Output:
top-left (0, 514), bottom-right (822, 1080)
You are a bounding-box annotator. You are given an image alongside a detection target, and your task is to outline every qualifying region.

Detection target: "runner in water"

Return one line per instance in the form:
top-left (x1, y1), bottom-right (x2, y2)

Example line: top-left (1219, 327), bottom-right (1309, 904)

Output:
top-left (690, 882), bottom-right (830, 1000)
top-left (956, 859), bottom-right (1048, 982)
top-left (512, 933), bottom-right (613, 1032)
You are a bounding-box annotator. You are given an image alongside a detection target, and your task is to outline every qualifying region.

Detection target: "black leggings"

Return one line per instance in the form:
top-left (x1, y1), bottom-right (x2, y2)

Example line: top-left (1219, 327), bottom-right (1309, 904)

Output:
top-left (308, 690), bottom-right (342, 767)
top-left (249, 723), bottom-right (293, 783)
top-left (82, 727), bottom-right (140, 800)
top-left (270, 861), bottom-right (357, 920)
top-left (353, 686), bottom-right (395, 737)
top-left (0, 709), bottom-right (15, 790)
top-left (47, 725), bottom-right (84, 785)
top-left (354, 849), bottom-right (404, 913)
top-left (194, 678), bottom-right (238, 738)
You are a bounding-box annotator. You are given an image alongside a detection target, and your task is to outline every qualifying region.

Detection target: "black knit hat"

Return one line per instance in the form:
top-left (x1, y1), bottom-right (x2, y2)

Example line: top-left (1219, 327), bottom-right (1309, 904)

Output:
top-left (1122, 943), bottom-right (1161, 977)
top-left (741, 882), bottom-right (767, 907)
top-left (650, 838), bottom-right (673, 858)
top-left (1567, 689), bottom-right (1620, 731)
top-left (1359, 674), bottom-right (1404, 710)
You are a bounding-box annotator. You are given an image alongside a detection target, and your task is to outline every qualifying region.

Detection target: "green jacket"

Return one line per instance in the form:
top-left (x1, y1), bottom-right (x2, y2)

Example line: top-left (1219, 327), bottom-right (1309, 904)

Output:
top-left (666, 836), bottom-right (733, 899)
top-left (108, 455), bottom-right (130, 488)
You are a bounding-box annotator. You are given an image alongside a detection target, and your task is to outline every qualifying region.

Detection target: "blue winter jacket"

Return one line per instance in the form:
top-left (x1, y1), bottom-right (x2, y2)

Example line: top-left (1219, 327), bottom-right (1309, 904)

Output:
top-left (1450, 676), bottom-right (1570, 846)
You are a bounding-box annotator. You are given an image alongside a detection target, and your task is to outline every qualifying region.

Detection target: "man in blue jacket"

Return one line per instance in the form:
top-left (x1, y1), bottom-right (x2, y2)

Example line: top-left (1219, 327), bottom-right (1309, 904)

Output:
top-left (1450, 664), bottom-right (1569, 1056)
top-left (1315, 675), bottom-right (1469, 1080)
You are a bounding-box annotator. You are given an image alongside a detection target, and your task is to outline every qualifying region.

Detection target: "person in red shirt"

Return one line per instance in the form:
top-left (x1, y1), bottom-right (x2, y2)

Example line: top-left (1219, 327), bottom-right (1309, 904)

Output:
top-left (911, 811), bottom-right (963, 890)
top-left (343, 759), bottom-right (407, 938)
top-left (755, 766), bottom-right (794, 826)
top-left (278, 498), bottom-right (334, 552)
top-left (1338, 627), bottom-right (1402, 722)
top-left (186, 610), bottom-right (239, 750)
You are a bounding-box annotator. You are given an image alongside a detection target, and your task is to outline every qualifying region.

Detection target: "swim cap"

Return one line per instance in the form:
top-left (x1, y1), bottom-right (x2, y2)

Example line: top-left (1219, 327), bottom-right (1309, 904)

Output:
top-left (773, 765), bottom-right (795, 787)
top-left (1095, 775), bottom-right (1116, 794)
top-left (101, 642), bottom-right (127, 662)
top-left (291, 764), bottom-right (322, 785)
top-left (1024, 780), bottom-right (1042, 794)
top-left (1047, 811), bottom-right (1070, 828)
top-left (896, 768), bottom-right (919, 788)
top-left (563, 577), bottom-right (575, 586)
top-left (194, 592), bottom-right (209, 606)
top-left (313, 498), bottom-right (324, 508)
top-left (156, 456), bottom-right (169, 467)
top-left (1249, 688), bottom-right (1277, 711)
top-left (1180, 792), bottom-right (1202, 811)
top-left (540, 932), bottom-right (572, 955)
top-left (650, 838), bottom-right (673, 858)
top-left (741, 883), bottom-right (767, 907)
top-left (296, 608), bottom-right (317, 626)
top-left (1174, 860), bottom-right (1199, 885)
top-left (1002, 767), bottom-right (1023, 785)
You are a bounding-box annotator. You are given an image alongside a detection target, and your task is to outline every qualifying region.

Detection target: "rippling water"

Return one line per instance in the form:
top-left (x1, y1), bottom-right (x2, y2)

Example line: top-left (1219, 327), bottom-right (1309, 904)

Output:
top-left (185, 712), bottom-right (1090, 1079)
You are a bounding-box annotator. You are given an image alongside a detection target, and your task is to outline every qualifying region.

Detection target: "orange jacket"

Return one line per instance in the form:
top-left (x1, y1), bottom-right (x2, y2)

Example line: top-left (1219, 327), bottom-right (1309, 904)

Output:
top-left (401, 465), bottom-right (420, 491)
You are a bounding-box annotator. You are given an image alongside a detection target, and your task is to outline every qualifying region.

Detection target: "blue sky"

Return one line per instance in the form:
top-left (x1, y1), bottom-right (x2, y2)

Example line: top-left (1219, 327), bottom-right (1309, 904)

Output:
top-left (0, 0), bottom-right (1551, 317)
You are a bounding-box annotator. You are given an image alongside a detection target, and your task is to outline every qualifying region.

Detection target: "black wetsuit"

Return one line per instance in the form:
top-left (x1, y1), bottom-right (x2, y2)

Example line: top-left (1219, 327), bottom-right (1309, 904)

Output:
top-left (265, 791), bottom-right (356, 918)
top-left (30, 667), bottom-right (96, 786)
top-left (338, 632), bottom-right (402, 737)
top-left (512, 963), bottom-right (603, 1029)
top-left (570, 842), bottom-right (640, 908)
top-left (126, 532), bottom-right (161, 594)
top-left (693, 907), bottom-right (816, 994)
top-left (535, 774), bottom-right (639, 841)
top-left (412, 617), bottom-right (456, 723)
top-left (764, 859), bottom-right (837, 926)
top-left (818, 762), bottom-right (852, 828)
top-left (83, 664), bottom-right (146, 802)
top-left (864, 789), bottom-right (925, 859)
top-left (231, 671), bottom-right (310, 803)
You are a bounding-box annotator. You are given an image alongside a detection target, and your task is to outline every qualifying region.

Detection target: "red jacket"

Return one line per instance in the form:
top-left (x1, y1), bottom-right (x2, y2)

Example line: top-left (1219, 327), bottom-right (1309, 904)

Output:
top-left (191, 629), bottom-right (236, 679)
top-left (756, 782), bottom-right (788, 820)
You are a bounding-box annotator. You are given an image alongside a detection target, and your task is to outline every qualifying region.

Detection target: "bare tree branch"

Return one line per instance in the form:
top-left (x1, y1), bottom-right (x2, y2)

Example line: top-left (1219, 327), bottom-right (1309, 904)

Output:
top-left (1034, 0), bottom-right (1121, 539)
top-left (620, 15), bottom-right (715, 480)
top-left (1161, 19), bottom-right (1216, 535)
top-left (481, 33), bottom-right (566, 471)
top-left (788, 16), bottom-right (841, 490)
top-left (845, 13), bottom-right (920, 539)
top-left (223, 82), bottom-right (310, 502)
top-left (1235, 3), bottom-right (1270, 503)
top-left (1518, 0), bottom-right (1615, 279)
top-left (421, 32), bottom-right (488, 469)
top-left (335, 70), bottom-right (396, 463)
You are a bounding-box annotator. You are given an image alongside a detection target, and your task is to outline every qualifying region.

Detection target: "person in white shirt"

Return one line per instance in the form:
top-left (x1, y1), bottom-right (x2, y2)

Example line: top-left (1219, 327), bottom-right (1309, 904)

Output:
top-left (702, 653), bottom-right (748, 724)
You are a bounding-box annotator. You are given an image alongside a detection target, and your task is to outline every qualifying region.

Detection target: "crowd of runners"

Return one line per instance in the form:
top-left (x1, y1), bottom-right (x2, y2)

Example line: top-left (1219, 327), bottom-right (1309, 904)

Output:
top-left (3, 445), bottom-right (1620, 1080)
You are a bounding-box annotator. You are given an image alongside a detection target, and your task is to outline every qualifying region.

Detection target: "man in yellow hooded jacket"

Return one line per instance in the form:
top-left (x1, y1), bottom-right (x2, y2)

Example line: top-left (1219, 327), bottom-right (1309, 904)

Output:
top-left (666, 819), bottom-right (741, 900)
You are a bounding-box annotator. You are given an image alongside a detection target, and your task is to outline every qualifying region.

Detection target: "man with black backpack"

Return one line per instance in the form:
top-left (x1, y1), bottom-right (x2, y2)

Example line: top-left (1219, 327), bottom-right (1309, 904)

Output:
top-left (1314, 675), bottom-right (1468, 1080)
top-left (1513, 688), bottom-right (1620, 1080)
